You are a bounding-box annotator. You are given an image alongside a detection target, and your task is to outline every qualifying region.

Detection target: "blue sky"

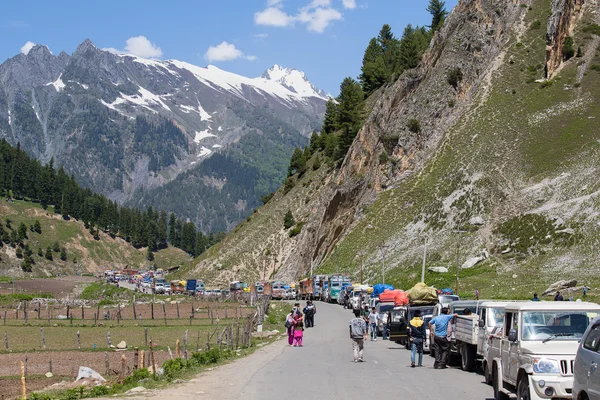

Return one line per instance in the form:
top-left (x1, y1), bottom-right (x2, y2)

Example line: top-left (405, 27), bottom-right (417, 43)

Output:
top-left (2, 0), bottom-right (458, 95)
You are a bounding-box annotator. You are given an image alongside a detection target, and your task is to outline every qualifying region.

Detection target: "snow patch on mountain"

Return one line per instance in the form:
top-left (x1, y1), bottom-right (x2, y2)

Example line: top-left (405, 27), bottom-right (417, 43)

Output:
top-left (198, 146), bottom-right (212, 157)
top-left (198, 103), bottom-right (211, 121)
top-left (261, 65), bottom-right (326, 99)
top-left (194, 130), bottom-right (216, 143)
top-left (212, 144), bottom-right (223, 148)
top-left (218, 126), bottom-right (223, 132)
top-left (7, 109), bottom-right (11, 125)
top-left (45, 73), bottom-right (66, 92)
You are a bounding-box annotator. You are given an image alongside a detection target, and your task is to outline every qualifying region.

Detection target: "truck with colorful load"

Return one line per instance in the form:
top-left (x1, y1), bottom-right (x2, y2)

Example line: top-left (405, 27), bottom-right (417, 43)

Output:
top-left (311, 275), bottom-right (328, 301)
top-left (271, 281), bottom-right (286, 300)
top-left (297, 278), bottom-right (313, 300)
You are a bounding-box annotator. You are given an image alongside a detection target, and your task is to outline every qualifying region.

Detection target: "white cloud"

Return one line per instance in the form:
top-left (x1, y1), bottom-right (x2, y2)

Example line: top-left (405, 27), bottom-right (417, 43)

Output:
top-left (342, 0), bottom-right (356, 9)
top-left (254, 33), bottom-right (269, 38)
top-left (124, 36), bottom-right (162, 58)
top-left (204, 41), bottom-right (256, 62)
top-left (21, 41), bottom-right (36, 55)
top-left (254, 0), bottom-right (347, 33)
top-left (297, 6), bottom-right (342, 32)
top-left (254, 7), bottom-right (295, 27)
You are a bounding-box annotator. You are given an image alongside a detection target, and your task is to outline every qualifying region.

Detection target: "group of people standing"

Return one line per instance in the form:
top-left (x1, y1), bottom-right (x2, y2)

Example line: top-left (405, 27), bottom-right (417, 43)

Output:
top-left (285, 301), bottom-right (317, 347)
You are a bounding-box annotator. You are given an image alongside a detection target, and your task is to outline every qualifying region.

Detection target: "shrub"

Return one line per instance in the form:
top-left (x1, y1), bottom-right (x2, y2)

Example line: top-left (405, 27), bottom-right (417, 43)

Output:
top-left (283, 177), bottom-right (295, 194)
top-left (562, 36), bottom-right (575, 60)
top-left (591, 64), bottom-right (600, 72)
top-left (123, 368), bottom-right (150, 385)
top-left (446, 67), bottom-right (463, 89)
top-left (582, 24), bottom-right (600, 36)
top-left (289, 223), bottom-right (304, 238)
top-left (312, 156), bottom-right (321, 170)
top-left (88, 385), bottom-right (110, 396)
top-left (577, 46), bottom-right (583, 57)
top-left (448, 99), bottom-right (455, 107)
top-left (283, 210), bottom-right (295, 230)
top-left (406, 119), bottom-right (421, 134)
top-left (379, 150), bottom-right (390, 165)
top-left (163, 358), bottom-right (187, 380)
top-left (540, 79), bottom-right (554, 89)
top-left (261, 192), bottom-right (275, 205)
top-left (529, 19), bottom-right (541, 30)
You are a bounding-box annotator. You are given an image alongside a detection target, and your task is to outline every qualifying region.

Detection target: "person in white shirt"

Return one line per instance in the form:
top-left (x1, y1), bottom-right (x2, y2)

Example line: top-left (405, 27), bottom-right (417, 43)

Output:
top-left (368, 307), bottom-right (380, 341)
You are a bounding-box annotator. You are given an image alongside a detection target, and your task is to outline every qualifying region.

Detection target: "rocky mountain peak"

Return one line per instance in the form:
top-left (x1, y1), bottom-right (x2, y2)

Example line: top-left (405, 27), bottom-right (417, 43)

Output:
top-left (261, 64), bottom-right (326, 99)
top-left (73, 38), bottom-right (100, 57)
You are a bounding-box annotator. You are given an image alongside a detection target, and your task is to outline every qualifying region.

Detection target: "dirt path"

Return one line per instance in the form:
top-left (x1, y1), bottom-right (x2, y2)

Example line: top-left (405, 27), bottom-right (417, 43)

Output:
top-left (98, 337), bottom-right (288, 400)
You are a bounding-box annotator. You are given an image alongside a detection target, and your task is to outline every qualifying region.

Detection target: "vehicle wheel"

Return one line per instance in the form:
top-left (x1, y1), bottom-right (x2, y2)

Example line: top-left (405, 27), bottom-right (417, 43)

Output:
top-left (517, 377), bottom-right (531, 400)
top-left (483, 362), bottom-right (492, 385)
top-left (493, 366), bottom-right (509, 400)
top-left (461, 344), bottom-right (475, 372)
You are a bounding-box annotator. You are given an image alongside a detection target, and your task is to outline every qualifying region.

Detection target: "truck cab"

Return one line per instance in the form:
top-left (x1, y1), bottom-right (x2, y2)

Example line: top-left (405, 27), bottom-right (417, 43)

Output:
top-left (490, 302), bottom-right (600, 400)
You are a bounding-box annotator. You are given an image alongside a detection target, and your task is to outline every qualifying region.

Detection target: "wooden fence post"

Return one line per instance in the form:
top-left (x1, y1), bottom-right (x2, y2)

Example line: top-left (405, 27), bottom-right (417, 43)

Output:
top-left (3, 311), bottom-right (6, 325)
top-left (20, 360), bottom-right (26, 400)
top-left (107, 331), bottom-right (112, 348)
top-left (184, 330), bottom-right (188, 360)
top-left (139, 350), bottom-right (144, 370)
top-left (40, 328), bottom-right (46, 350)
top-left (49, 358), bottom-right (52, 374)
top-left (77, 331), bottom-right (81, 350)
top-left (81, 304), bottom-right (84, 320)
top-left (168, 346), bottom-right (173, 360)
top-left (4, 331), bottom-right (8, 350)
top-left (120, 354), bottom-right (126, 378)
top-left (105, 352), bottom-right (110, 376)
top-left (24, 301), bottom-right (28, 324)
top-left (176, 302), bottom-right (180, 319)
top-left (96, 304), bottom-right (100, 322)
top-left (47, 305), bottom-right (51, 324)
top-left (66, 305), bottom-right (70, 321)
top-left (175, 340), bottom-right (180, 358)
top-left (37, 303), bottom-right (40, 320)
top-left (149, 340), bottom-right (156, 378)
top-left (134, 347), bottom-right (139, 370)
top-left (133, 301), bottom-right (137, 321)
top-left (151, 302), bottom-right (154, 320)
top-left (162, 303), bottom-right (167, 325)
top-left (94, 313), bottom-right (97, 326)
top-left (144, 328), bottom-right (148, 347)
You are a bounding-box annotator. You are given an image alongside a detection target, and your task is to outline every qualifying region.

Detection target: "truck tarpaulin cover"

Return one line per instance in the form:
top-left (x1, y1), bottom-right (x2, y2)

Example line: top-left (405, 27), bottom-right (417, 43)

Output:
top-left (407, 283), bottom-right (438, 305)
top-left (372, 284), bottom-right (395, 296)
top-left (379, 289), bottom-right (408, 306)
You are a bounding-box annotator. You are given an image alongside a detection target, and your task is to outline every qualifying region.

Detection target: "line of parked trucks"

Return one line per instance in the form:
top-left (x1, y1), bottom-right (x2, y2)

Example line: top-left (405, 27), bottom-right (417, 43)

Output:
top-left (311, 277), bottom-right (600, 400)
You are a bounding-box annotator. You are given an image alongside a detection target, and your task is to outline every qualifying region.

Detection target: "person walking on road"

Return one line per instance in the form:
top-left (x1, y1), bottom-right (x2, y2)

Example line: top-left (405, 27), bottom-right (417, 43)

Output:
top-left (368, 307), bottom-right (380, 341)
top-left (304, 301), bottom-right (316, 328)
top-left (285, 310), bottom-right (295, 346)
top-left (350, 308), bottom-right (368, 362)
top-left (293, 312), bottom-right (304, 347)
top-left (408, 309), bottom-right (426, 368)
top-left (429, 307), bottom-right (458, 369)
top-left (584, 285), bottom-right (589, 298)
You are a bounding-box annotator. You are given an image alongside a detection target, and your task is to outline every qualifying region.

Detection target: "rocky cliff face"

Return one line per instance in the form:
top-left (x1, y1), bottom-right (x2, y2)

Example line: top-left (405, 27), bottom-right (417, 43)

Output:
top-left (188, 0), bottom-right (600, 298)
top-left (546, 0), bottom-right (585, 77)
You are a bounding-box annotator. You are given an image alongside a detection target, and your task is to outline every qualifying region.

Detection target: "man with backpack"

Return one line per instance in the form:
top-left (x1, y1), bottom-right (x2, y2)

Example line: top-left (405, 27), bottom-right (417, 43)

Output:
top-left (350, 308), bottom-right (368, 362)
top-left (304, 300), bottom-right (317, 328)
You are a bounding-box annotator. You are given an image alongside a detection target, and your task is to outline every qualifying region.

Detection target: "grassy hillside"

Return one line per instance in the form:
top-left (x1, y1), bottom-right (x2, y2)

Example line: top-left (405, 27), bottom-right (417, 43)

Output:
top-left (318, 0), bottom-right (600, 300)
top-left (0, 199), bottom-right (190, 277)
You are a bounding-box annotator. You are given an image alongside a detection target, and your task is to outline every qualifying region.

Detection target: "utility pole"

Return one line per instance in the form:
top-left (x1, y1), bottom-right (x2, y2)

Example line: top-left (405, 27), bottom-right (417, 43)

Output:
top-left (378, 245), bottom-right (389, 284)
top-left (421, 237), bottom-right (427, 283)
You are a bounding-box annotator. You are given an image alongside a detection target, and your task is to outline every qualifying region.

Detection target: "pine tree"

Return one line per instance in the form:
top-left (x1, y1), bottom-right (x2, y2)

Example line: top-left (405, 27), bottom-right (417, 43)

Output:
top-left (15, 246), bottom-right (23, 259)
top-left (313, 155), bottom-right (322, 170)
top-left (322, 99), bottom-right (339, 134)
top-left (53, 241), bottom-right (60, 253)
top-left (288, 148), bottom-right (306, 177)
top-left (38, 248), bottom-right (43, 257)
top-left (359, 38), bottom-right (388, 94)
top-left (427, 0), bottom-right (448, 32)
top-left (309, 131), bottom-right (320, 152)
top-left (194, 233), bottom-right (208, 257)
top-left (45, 246), bottom-right (53, 260)
top-left (21, 256), bottom-right (32, 272)
top-left (336, 78), bottom-right (365, 158)
top-left (283, 210), bottom-right (296, 230)
top-left (60, 247), bottom-right (67, 261)
top-left (146, 243), bottom-right (154, 261)
top-left (168, 213), bottom-right (177, 244)
top-left (18, 223), bottom-right (27, 240)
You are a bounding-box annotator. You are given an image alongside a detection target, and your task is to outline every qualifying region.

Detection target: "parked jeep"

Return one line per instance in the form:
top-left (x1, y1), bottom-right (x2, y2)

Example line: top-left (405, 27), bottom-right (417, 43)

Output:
top-left (489, 302), bottom-right (600, 400)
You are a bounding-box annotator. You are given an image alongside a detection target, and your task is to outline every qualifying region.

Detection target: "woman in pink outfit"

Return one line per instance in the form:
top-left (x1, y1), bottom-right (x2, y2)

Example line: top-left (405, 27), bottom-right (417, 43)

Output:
top-left (286, 310), bottom-right (295, 346)
top-left (293, 312), bottom-right (304, 347)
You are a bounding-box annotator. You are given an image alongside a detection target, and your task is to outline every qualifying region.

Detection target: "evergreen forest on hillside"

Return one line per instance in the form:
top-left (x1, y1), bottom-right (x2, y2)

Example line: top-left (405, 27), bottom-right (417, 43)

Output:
top-left (0, 139), bottom-right (223, 270)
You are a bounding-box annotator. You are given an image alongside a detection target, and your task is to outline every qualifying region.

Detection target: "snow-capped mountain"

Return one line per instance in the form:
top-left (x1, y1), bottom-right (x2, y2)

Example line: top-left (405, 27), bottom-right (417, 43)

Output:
top-left (261, 64), bottom-right (327, 99)
top-left (0, 39), bottom-right (326, 231)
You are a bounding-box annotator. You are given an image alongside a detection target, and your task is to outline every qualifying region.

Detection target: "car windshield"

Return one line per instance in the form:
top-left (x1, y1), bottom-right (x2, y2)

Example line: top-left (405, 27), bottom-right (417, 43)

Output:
top-left (390, 311), bottom-right (405, 322)
top-left (379, 304), bottom-right (394, 314)
top-left (488, 307), bottom-right (505, 327)
top-left (521, 311), bottom-right (599, 341)
top-left (409, 307), bottom-right (434, 320)
top-left (452, 305), bottom-right (476, 316)
top-left (331, 282), bottom-right (340, 287)
top-left (439, 295), bottom-right (459, 304)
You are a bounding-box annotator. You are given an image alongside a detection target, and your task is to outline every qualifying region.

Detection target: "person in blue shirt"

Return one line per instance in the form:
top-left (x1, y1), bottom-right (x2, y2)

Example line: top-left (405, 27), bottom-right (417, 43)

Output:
top-left (428, 307), bottom-right (458, 369)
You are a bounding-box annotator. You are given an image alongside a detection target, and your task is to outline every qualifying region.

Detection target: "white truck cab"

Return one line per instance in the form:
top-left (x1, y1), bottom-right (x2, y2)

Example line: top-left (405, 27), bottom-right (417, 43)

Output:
top-left (490, 302), bottom-right (600, 400)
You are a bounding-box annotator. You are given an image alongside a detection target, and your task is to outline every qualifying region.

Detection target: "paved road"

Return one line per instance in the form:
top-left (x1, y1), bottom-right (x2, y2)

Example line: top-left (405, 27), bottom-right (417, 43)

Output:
top-left (120, 301), bottom-right (493, 400)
